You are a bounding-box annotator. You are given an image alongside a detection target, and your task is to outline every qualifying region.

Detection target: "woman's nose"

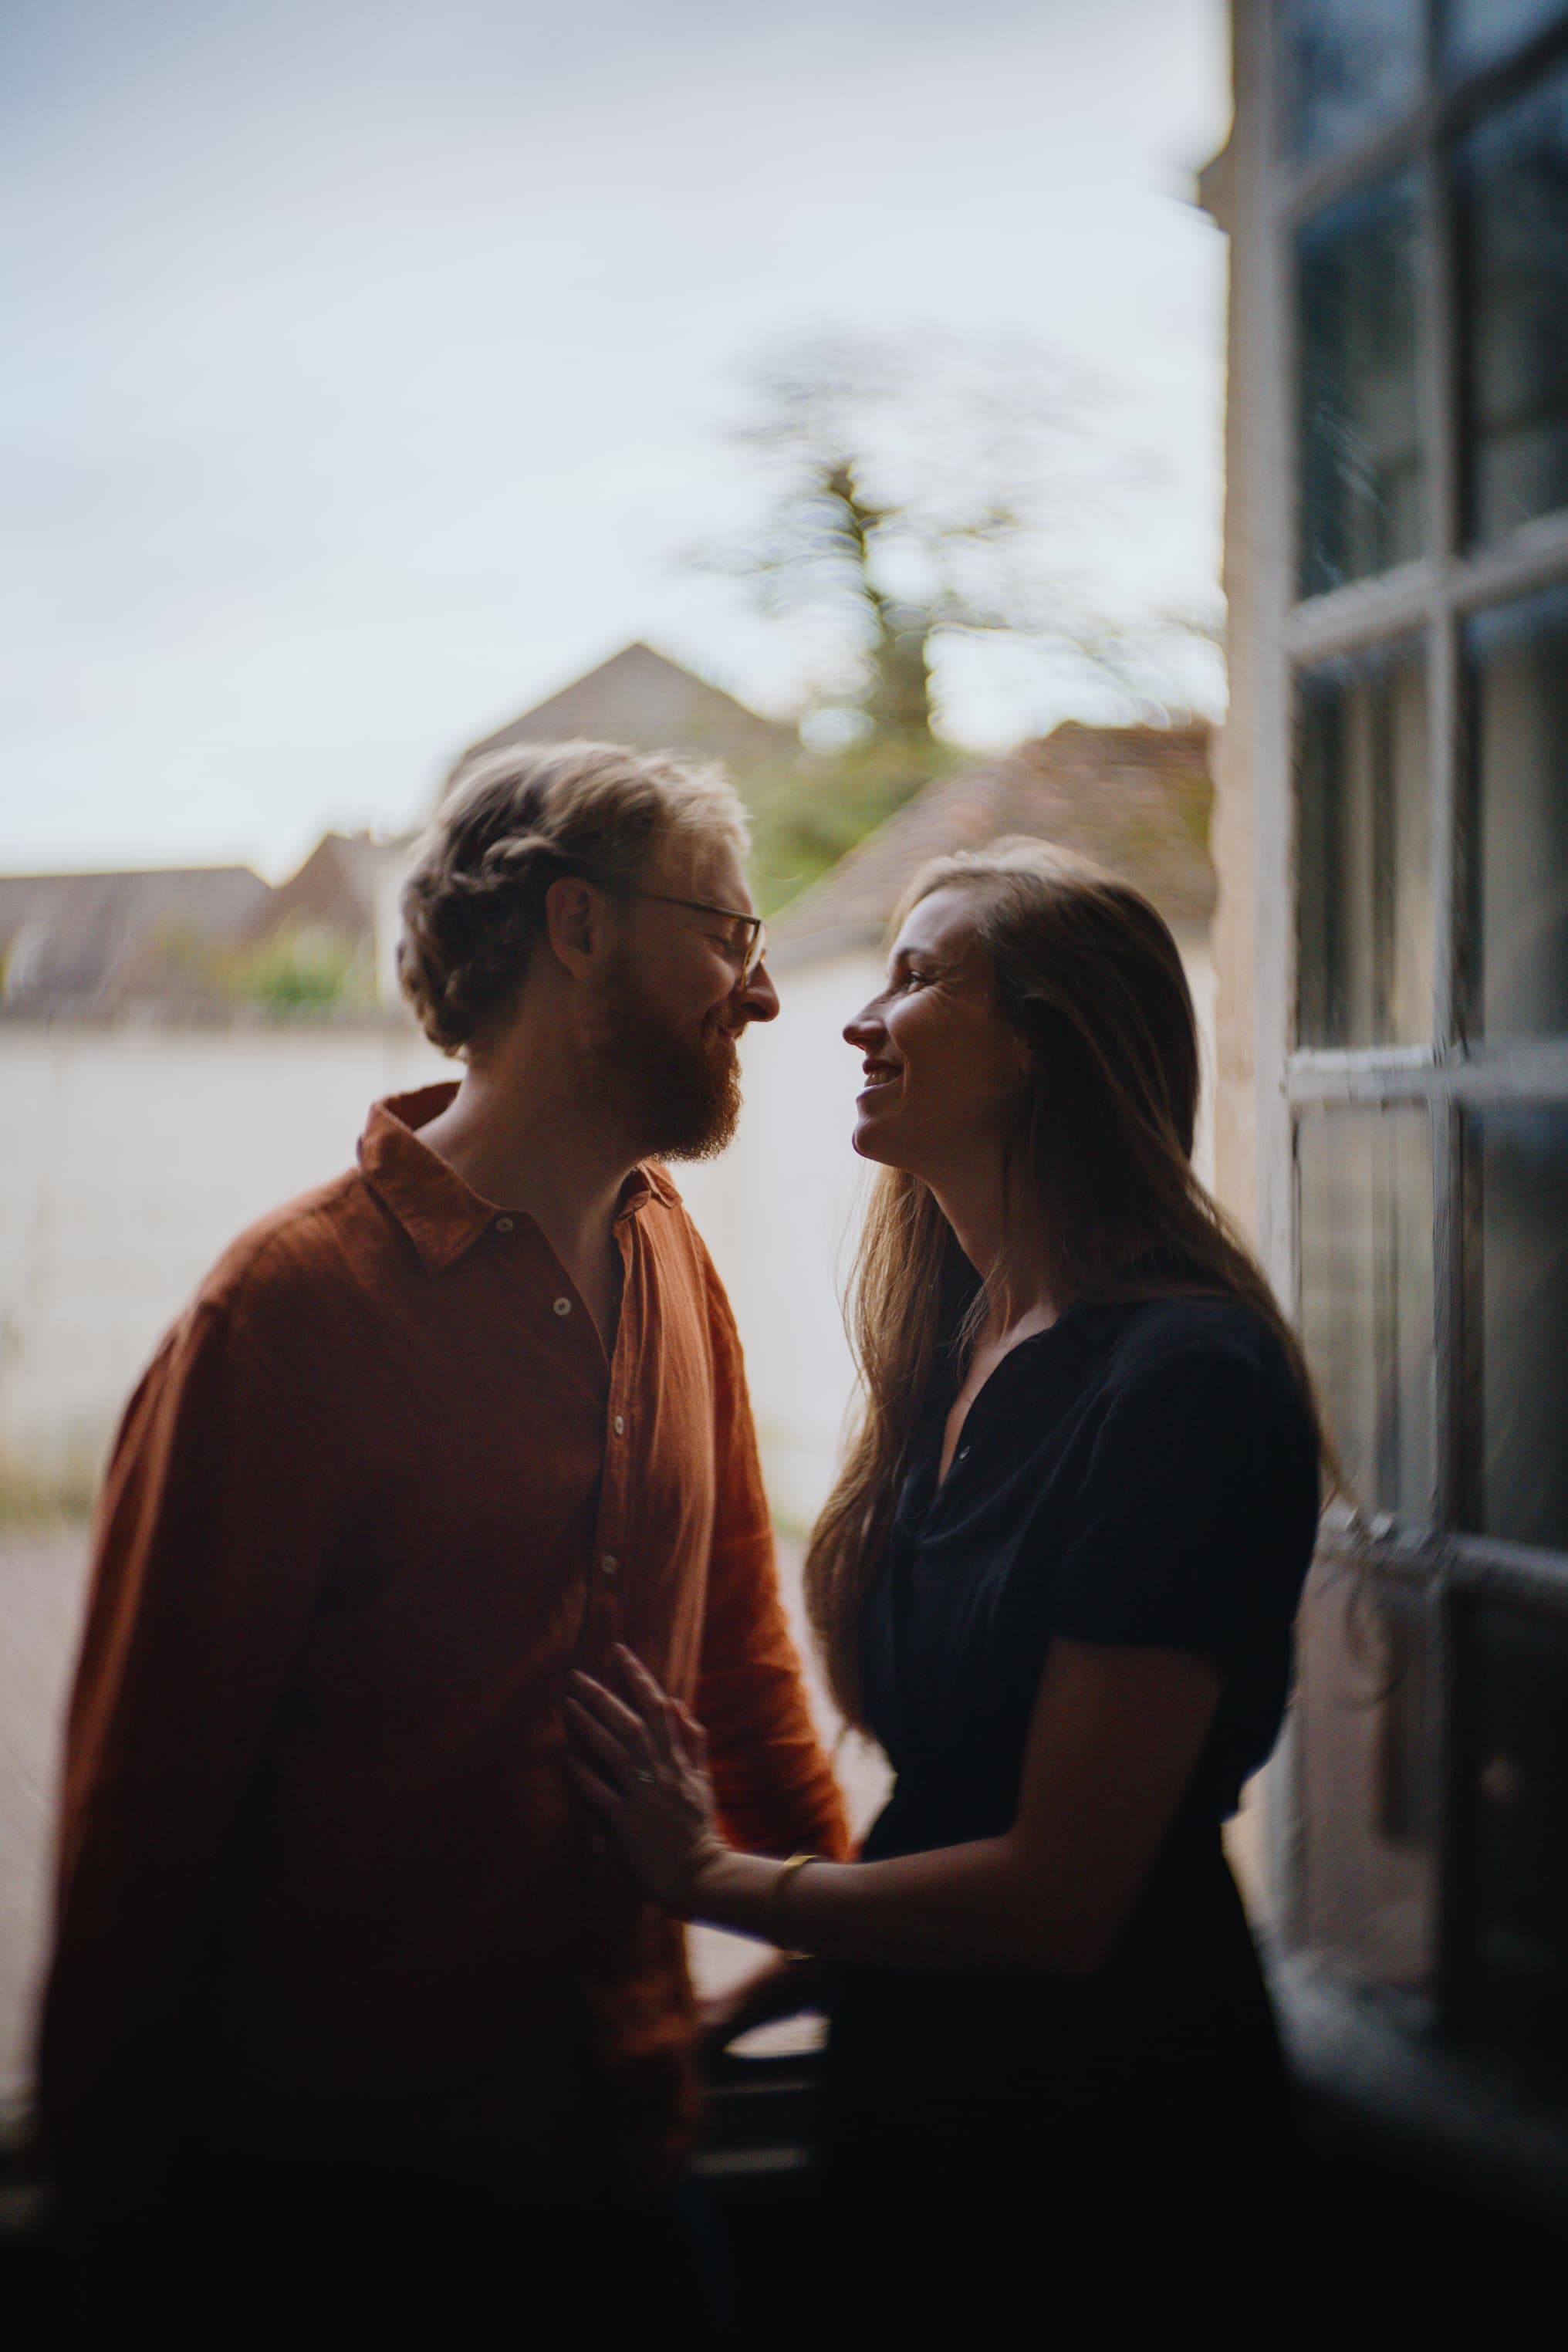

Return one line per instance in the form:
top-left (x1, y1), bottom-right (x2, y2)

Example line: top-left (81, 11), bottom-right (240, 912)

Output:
top-left (843, 1003), bottom-right (883, 1048)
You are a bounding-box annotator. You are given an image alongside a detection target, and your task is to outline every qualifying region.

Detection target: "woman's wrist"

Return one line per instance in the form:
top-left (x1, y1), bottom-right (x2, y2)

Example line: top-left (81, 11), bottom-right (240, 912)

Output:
top-left (684, 1837), bottom-right (740, 1921)
top-left (684, 1843), bottom-right (782, 1936)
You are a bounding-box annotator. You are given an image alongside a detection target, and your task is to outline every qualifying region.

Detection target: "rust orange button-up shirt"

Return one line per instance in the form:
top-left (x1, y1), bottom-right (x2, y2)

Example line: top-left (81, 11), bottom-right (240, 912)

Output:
top-left (41, 1085), bottom-right (848, 2204)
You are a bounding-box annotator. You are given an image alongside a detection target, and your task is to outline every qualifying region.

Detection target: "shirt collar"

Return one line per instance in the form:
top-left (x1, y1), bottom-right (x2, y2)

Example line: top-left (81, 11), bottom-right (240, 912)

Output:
top-left (357, 1083), bottom-right (678, 1275)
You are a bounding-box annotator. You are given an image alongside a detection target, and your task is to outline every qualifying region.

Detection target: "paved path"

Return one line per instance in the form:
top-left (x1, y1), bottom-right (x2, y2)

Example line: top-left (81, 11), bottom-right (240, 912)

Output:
top-left (0, 1528), bottom-right (889, 2090)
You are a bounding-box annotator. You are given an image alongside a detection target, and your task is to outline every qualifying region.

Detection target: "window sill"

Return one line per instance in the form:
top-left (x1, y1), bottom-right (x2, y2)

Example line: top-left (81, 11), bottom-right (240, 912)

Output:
top-left (1270, 1945), bottom-right (1568, 2229)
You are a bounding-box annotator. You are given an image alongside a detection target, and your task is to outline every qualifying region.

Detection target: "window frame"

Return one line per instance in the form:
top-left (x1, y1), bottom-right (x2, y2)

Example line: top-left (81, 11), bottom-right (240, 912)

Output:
top-left (1252, 2), bottom-right (1568, 2015)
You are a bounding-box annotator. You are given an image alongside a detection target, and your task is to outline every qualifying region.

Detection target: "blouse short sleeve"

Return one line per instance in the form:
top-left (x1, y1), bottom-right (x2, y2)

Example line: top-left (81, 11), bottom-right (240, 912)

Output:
top-left (1046, 1333), bottom-right (1315, 1671)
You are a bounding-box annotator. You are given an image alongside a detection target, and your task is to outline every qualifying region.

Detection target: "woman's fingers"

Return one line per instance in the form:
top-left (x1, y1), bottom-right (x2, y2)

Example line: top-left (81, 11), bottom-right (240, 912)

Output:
top-left (674, 1700), bottom-right (709, 1763)
top-left (612, 1647), bottom-right (667, 1713)
top-left (569, 1669), bottom-right (652, 1745)
top-left (571, 1654), bottom-right (714, 1795)
top-left (564, 1695), bottom-right (647, 1792)
top-left (612, 1649), bottom-right (694, 1762)
top-left (569, 1671), bottom-right (667, 1784)
top-left (564, 1747), bottom-right (623, 1816)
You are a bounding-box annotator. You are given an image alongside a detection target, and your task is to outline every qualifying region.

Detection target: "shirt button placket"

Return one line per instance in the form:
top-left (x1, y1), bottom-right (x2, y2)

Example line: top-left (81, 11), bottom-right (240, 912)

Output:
top-left (584, 1228), bottom-right (635, 1667)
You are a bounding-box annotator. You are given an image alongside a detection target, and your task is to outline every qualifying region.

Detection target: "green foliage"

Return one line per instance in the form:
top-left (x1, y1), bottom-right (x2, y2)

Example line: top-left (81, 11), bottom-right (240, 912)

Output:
top-left (0, 1448), bottom-right (98, 1527)
top-left (227, 923), bottom-right (364, 1015)
top-left (742, 734), bottom-right (957, 914)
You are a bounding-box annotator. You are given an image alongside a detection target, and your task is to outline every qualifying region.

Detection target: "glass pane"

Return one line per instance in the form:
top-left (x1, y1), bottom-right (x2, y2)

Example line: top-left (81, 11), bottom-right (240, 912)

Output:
top-left (1298, 1107), bottom-right (1435, 1522)
top-left (1467, 583), bottom-right (1568, 1039)
top-left (1296, 640), bottom-right (1432, 1048)
top-left (1458, 1597), bottom-right (1568, 2063)
top-left (1283, 0), bottom-right (1425, 163)
top-left (1458, 56), bottom-right (1568, 543)
top-left (1297, 1563), bottom-right (1438, 1990)
top-left (1298, 174), bottom-right (1425, 596)
top-left (1465, 1106), bottom-right (1568, 1549)
top-left (1445, 0), bottom-right (1568, 81)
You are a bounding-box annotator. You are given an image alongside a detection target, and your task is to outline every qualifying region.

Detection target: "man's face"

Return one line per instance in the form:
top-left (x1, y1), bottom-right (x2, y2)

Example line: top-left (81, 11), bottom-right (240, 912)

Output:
top-left (587, 832), bottom-right (779, 1161)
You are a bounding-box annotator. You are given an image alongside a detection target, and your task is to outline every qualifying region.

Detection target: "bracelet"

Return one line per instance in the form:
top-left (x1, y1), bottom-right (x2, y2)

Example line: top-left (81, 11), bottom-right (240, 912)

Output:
top-left (765, 1852), bottom-right (819, 1958)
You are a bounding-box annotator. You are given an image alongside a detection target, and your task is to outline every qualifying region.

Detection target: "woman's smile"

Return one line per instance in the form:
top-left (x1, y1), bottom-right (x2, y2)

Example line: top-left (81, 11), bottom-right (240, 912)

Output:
top-left (857, 1056), bottom-right (901, 1100)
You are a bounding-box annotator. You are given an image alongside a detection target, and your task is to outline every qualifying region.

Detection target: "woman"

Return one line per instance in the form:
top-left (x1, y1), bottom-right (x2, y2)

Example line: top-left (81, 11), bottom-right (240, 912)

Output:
top-left (567, 842), bottom-right (1323, 2330)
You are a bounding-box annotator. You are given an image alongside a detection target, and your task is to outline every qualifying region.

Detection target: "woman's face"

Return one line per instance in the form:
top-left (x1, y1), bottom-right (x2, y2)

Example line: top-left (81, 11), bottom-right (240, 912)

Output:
top-left (844, 886), bottom-right (1032, 1179)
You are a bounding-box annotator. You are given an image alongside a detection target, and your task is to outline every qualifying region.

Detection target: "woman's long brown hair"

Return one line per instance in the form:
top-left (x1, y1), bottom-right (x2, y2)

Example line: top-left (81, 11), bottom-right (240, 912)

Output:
top-left (803, 840), bottom-right (1330, 1730)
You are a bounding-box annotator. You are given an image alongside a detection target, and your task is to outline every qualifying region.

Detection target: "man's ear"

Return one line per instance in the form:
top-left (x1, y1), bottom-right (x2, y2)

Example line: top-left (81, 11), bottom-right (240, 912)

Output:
top-left (542, 874), bottom-right (610, 978)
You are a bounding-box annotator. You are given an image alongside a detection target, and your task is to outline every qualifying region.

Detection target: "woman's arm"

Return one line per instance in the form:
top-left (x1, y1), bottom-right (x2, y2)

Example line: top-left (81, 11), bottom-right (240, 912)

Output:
top-left (567, 1640), bottom-right (1221, 1979)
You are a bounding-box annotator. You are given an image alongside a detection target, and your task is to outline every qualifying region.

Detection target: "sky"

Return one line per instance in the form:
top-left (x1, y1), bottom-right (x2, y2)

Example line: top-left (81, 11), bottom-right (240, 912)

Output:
top-left (1, 0), bottom-right (1231, 879)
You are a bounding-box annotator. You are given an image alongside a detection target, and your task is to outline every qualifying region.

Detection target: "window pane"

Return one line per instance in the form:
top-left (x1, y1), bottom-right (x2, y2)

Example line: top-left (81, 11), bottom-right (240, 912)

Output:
top-left (1457, 1598), bottom-right (1568, 2064)
top-left (1465, 1106), bottom-right (1568, 1549)
top-left (1458, 56), bottom-right (1568, 543)
top-left (1467, 583), bottom-right (1568, 1039)
top-left (1445, 0), bottom-right (1568, 82)
top-left (1298, 1107), bottom-right (1435, 1522)
top-left (1297, 640), bottom-right (1431, 1047)
top-left (1297, 1563), bottom-right (1438, 1990)
top-left (1298, 174), bottom-right (1425, 596)
top-left (1283, 0), bottom-right (1425, 163)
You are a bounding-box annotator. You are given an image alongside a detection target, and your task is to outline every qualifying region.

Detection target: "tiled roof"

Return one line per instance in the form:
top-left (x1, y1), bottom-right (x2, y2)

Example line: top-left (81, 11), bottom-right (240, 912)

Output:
top-left (465, 642), bottom-right (797, 776)
top-left (0, 865), bottom-right (270, 1015)
top-left (770, 720), bottom-right (1214, 956)
top-left (251, 830), bottom-right (414, 945)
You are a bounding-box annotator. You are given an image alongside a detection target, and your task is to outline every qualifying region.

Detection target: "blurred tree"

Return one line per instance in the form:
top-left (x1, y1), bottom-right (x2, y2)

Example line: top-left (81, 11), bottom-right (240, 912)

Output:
top-left (691, 335), bottom-right (1218, 907)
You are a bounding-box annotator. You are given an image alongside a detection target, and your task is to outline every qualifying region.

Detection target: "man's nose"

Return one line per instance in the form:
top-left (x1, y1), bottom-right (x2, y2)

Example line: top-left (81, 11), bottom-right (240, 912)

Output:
top-left (738, 961), bottom-right (780, 1024)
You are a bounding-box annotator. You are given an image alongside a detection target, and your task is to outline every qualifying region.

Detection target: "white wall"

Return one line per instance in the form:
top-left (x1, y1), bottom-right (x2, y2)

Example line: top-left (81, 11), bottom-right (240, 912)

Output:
top-left (0, 1022), bottom-right (451, 1472)
top-left (677, 950), bottom-right (877, 1529)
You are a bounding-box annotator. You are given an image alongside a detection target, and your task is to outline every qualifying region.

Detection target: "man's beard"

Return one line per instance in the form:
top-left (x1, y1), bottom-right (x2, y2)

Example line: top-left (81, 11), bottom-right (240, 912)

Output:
top-left (584, 959), bottom-right (742, 1163)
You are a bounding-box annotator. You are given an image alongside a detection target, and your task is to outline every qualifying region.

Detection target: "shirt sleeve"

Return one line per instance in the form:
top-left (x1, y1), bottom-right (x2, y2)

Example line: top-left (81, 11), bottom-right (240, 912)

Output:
top-left (691, 1256), bottom-right (850, 1864)
top-left (39, 1290), bottom-right (341, 2209)
top-left (1045, 1344), bottom-right (1309, 1671)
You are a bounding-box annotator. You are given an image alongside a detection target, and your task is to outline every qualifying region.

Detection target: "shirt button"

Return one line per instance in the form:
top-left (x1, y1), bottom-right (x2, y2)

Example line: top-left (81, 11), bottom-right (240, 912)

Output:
top-left (613, 1415), bottom-right (625, 1436)
top-left (553, 1297), bottom-right (572, 1317)
top-left (495, 1216), bottom-right (513, 1233)
top-left (602, 1554), bottom-right (619, 1577)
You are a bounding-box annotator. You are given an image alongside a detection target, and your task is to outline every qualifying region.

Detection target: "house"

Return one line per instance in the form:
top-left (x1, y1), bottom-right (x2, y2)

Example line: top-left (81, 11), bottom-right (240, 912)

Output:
top-left (242, 830), bottom-right (417, 1012)
top-left (0, 865), bottom-right (269, 1019)
top-left (463, 641), bottom-right (798, 776)
top-left (770, 717), bottom-right (1214, 958)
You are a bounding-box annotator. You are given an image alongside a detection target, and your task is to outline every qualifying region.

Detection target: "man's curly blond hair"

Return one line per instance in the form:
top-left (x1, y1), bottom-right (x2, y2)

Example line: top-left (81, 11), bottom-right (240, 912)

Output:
top-left (398, 738), bottom-right (749, 1055)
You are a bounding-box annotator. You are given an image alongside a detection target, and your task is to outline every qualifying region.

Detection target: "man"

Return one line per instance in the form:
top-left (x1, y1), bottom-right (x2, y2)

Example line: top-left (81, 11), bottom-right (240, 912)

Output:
top-left (41, 739), bottom-right (850, 2342)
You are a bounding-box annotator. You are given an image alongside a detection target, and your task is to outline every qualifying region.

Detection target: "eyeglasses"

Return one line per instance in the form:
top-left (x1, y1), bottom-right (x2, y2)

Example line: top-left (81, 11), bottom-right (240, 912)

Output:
top-left (630, 890), bottom-right (768, 982)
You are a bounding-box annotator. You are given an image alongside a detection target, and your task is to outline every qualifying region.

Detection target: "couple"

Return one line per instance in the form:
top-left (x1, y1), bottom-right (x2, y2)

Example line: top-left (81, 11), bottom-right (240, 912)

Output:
top-left (40, 738), bottom-right (1321, 2344)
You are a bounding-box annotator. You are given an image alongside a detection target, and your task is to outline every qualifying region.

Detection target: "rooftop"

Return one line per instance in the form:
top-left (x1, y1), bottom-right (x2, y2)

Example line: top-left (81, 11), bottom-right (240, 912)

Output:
top-left (769, 720), bottom-right (1215, 959)
top-left (463, 642), bottom-right (798, 777)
